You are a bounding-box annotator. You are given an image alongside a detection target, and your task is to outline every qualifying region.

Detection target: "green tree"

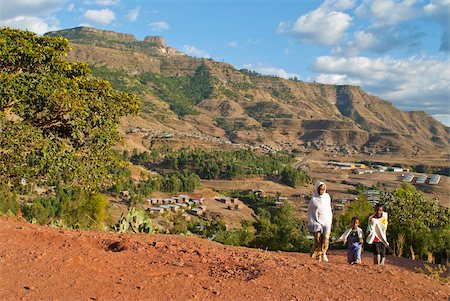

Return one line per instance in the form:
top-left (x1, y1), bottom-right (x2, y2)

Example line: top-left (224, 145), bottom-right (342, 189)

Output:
top-left (333, 195), bottom-right (373, 239)
top-left (0, 28), bottom-right (139, 190)
top-left (280, 166), bottom-right (313, 187)
top-left (251, 205), bottom-right (310, 251)
top-left (381, 184), bottom-right (450, 263)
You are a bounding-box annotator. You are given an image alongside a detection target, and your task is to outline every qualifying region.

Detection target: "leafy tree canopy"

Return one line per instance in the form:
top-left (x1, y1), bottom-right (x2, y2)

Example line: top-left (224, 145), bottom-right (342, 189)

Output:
top-left (381, 183), bottom-right (449, 261)
top-left (0, 28), bottom-right (139, 190)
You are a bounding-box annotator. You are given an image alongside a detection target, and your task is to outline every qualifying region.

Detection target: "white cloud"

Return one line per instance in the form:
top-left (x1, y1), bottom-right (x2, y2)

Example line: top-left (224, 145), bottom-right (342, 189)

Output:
top-left (424, 0), bottom-right (450, 52)
top-left (0, 0), bottom-right (64, 19)
top-left (83, 9), bottom-right (115, 25)
top-left (182, 45), bottom-right (211, 58)
top-left (315, 73), bottom-right (361, 85)
top-left (227, 38), bottom-right (260, 49)
top-left (432, 114), bottom-right (450, 126)
top-left (323, 0), bottom-right (357, 10)
top-left (228, 41), bottom-right (239, 48)
top-left (148, 21), bottom-right (170, 32)
top-left (355, 0), bottom-right (417, 27)
top-left (246, 38), bottom-right (261, 45)
top-left (67, 3), bottom-right (75, 12)
top-left (333, 26), bottom-right (424, 55)
top-left (0, 15), bottom-right (59, 35)
top-left (278, 6), bottom-right (352, 46)
top-left (126, 7), bottom-right (140, 22)
top-left (312, 55), bottom-right (450, 115)
top-left (243, 63), bottom-right (300, 80)
top-left (88, 0), bottom-right (120, 5)
top-left (423, 0), bottom-right (449, 25)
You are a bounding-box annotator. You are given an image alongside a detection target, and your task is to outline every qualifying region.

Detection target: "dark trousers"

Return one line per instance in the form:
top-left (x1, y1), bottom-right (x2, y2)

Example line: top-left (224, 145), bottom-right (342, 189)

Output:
top-left (372, 242), bottom-right (386, 258)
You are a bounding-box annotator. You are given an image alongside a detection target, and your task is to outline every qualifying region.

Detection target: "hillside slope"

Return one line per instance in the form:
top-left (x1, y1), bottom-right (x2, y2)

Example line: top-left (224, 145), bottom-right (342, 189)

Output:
top-left (45, 27), bottom-right (449, 156)
top-left (0, 217), bottom-right (448, 300)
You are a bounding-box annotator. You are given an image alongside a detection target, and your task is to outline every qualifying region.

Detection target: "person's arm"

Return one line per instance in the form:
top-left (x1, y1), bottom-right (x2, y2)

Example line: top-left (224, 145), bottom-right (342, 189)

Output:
top-left (358, 228), bottom-right (364, 243)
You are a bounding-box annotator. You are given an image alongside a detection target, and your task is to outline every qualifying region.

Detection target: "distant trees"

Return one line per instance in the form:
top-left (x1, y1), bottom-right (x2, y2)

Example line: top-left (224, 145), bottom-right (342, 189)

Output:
top-left (156, 148), bottom-right (298, 180)
top-left (239, 69), bottom-right (262, 77)
top-left (280, 166), bottom-right (314, 187)
top-left (138, 64), bottom-right (215, 117)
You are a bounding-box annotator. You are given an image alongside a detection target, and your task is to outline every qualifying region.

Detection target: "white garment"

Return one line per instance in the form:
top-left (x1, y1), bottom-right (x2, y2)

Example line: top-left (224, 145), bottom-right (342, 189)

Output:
top-left (335, 227), bottom-right (364, 244)
top-left (308, 182), bottom-right (333, 233)
top-left (366, 212), bottom-right (389, 246)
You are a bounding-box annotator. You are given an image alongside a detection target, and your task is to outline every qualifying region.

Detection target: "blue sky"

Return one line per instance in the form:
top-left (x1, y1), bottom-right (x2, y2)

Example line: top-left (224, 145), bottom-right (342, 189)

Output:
top-left (0, 0), bottom-right (449, 125)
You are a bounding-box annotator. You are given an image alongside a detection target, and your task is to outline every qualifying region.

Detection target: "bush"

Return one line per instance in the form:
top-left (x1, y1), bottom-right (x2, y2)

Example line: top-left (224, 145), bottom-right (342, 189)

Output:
top-left (381, 184), bottom-right (450, 263)
top-left (22, 186), bottom-right (110, 230)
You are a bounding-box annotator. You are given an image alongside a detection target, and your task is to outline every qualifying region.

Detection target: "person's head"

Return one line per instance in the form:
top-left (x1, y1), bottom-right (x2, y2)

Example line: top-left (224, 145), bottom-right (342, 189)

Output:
top-left (315, 182), bottom-right (326, 196)
top-left (351, 216), bottom-right (360, 229)
top-left (374, 204), bottom-right (383, 218)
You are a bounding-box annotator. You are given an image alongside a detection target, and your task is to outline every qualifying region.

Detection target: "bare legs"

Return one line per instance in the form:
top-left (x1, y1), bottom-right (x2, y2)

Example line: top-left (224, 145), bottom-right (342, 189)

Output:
top-left (310, 232), bottom-right (330, 262)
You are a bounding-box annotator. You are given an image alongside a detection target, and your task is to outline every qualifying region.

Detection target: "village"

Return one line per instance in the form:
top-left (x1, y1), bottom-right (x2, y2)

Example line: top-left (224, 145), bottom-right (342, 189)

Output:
top-left (125, 127), bottom-right (387, 156)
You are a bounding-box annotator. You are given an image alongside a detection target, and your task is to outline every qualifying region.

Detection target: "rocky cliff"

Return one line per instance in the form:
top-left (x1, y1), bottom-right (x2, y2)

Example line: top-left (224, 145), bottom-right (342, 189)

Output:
top-left (45, 27), bottom-right (449, 156)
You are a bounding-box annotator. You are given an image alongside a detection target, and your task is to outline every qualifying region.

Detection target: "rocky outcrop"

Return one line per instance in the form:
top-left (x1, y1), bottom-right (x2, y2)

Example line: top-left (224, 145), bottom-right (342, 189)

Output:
top-left (46, 27), bottom-right (449, 155)
top-left (144, 36), bottom-right (166, 47)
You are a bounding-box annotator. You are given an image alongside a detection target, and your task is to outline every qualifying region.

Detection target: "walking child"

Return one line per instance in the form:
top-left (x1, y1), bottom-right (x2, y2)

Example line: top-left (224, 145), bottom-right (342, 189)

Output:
top-left (366, 204), bottom-right (389, 265)
top-left (335, 216), bottom-right (364, 264)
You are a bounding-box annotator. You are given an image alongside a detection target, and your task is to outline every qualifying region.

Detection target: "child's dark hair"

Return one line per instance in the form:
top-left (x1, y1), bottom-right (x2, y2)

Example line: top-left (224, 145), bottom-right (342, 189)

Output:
top-left (351, 216), bottom-right (360, 223)
top-left (374, 203), bottom-right (383, 210)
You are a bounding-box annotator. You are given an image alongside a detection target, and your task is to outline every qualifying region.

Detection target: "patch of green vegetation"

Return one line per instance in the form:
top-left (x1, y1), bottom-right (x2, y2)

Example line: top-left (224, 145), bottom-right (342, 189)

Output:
top-left (139, 64), bottom-right (215, 117)
top-left (239, 68), bottom-right (262, 77)
top-left (219, 87), bottom-right (238, 100)
top-left (91, 65), bottom-right (144, 94)
top-left (245, 101), bottom-right (292, 122)
top-left (231, 82), bottom-right (253, 90)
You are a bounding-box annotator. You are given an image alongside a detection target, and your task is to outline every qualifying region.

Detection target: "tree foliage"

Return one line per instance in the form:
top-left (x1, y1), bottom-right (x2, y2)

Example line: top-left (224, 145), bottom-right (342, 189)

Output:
top-left (333, 195), bottom-right (373, 238)
top-left (280, 166), bottom-right (314, 187)
top-left (381, 184), bottom-right (450, 263)
top-left (251, 204), bottom-right (310, 251)
top-left (0, 28), bottom-right (139, 190)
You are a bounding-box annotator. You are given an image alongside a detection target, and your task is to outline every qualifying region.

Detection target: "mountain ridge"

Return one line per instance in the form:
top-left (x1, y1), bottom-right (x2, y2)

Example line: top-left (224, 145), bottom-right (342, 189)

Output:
top-left (45, 27), bottom-right (449, 156)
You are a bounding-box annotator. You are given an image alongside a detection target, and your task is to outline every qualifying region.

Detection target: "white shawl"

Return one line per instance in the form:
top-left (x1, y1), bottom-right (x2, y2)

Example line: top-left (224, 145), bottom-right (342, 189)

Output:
top-left (308, 182), bottom-right (332, 233)
top-left (335, 227), bottom-right (364, 244)
top-left (366, 212), bottom-right (389, 246)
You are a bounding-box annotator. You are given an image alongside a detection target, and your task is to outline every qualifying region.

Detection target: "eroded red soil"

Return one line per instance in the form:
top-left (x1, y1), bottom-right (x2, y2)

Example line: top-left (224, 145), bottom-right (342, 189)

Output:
top-left (0, 217), bottom-right (448, 300)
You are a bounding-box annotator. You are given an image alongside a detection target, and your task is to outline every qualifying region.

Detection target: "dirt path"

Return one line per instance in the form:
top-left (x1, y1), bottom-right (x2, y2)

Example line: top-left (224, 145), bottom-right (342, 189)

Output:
top-left (0, 217), bottom-right (448, 300)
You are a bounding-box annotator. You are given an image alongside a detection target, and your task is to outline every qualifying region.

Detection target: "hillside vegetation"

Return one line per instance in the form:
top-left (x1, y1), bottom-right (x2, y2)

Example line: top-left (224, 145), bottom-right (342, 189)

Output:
top-left (45, 27), bottom-right (449, 157)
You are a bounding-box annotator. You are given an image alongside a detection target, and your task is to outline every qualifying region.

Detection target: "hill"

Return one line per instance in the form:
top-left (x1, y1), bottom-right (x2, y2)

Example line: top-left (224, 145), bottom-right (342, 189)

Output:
top-left (45, 27), bottom-right (449, 158)
top-left (0, 217), bottom-right (448, 300)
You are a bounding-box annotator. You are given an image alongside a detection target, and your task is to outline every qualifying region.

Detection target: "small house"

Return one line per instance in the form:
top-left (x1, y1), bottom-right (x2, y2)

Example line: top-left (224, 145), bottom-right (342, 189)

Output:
top-left (167, 204), bottom-right (180, 212)
top-left (215, 197), bottom-right (231, 204)
top-left (148, 207), bottom-right (165, 214)
top-left (171, 196), bottom-right (182, 203)
top-left (190, 208), bottom-right (204, 216)
top-left (334, 204), bottom-right (344, 211)
top-left (190, 197), bottom-right (205, 204)
top-left (230, 198), bottom-right (239, 204)
top-left (275, 201), bottom-right (284, 207)
top-left (178, 195), bottom-right (190, 203)
top-left (120, 190), bottom-right (130, 199)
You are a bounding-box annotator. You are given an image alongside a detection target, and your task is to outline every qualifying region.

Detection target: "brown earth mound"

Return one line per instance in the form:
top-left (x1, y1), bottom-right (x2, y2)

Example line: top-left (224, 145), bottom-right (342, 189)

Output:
top-left (0, 217), bottom-right (448, 300)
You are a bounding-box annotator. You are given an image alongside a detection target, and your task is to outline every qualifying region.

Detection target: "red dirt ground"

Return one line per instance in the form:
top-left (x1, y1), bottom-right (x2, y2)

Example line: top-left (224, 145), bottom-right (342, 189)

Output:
top-left (0, 217), bottom-right (448, 301)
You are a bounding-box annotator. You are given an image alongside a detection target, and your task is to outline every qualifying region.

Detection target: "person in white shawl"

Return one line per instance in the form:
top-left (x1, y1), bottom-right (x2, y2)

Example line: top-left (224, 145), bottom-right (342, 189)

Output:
top-left (366, 203), bottom-right (389, 265)
top-left (308, 181), bottom-right (333, 262)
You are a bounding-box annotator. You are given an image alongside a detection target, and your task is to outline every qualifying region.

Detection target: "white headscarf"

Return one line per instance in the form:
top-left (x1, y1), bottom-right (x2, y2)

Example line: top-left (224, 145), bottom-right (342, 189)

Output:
top-left (308, 181), bottom-right (333, 233)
